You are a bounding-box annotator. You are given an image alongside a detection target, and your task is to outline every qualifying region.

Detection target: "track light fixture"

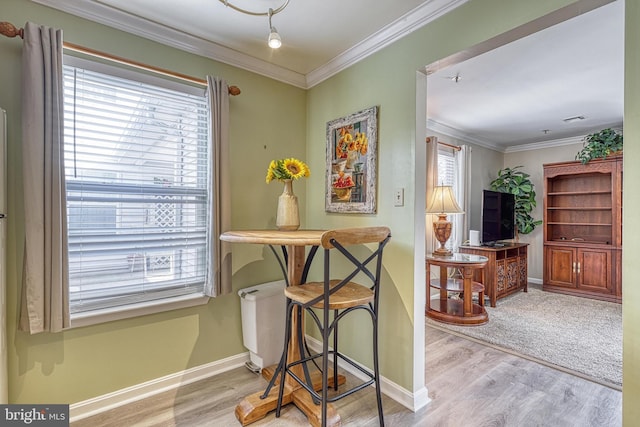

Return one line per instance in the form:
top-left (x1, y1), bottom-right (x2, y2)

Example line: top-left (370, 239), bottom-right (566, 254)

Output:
top-left (219, 0), bottom-right (290, 49)
top-left (267, 9), bottom-right (281, 48)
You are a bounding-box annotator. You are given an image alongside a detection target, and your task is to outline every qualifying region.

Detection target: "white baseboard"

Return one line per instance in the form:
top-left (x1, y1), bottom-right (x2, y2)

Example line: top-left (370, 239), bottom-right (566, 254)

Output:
top-left (70, 334), bottom-right (426, 422)
top-left (304, 336), bottom-right (428, 412)
top-left (69, 352), bottom-right (249, 422)
top-left (528, 277), bottom-right (543, 285)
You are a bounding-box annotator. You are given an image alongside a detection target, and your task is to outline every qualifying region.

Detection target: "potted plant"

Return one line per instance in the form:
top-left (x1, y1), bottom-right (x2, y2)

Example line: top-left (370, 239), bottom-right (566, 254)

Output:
top-left (490, 166), bottom-right (542, 235)
top-left (575, 128), bottom-right (623, 164)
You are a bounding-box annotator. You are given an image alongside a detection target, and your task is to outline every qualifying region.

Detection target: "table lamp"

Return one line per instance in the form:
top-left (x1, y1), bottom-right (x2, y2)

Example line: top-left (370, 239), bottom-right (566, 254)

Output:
top-left (426, 185), bottom-right (464, 257)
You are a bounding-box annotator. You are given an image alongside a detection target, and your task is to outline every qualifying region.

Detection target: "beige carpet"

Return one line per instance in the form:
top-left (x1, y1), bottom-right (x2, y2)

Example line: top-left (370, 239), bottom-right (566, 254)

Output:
top-left (426, 283), bottom-right (622, 388)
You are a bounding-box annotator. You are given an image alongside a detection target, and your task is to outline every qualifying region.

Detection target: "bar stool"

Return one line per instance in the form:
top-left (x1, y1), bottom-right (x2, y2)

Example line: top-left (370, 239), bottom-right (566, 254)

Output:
top-left (275, 226), bottom-right (391, 427)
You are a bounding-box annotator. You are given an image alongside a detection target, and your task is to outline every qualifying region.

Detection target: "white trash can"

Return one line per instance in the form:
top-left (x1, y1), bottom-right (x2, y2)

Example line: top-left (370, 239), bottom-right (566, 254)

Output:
top-left (238, 280), bottom-right (286, 372)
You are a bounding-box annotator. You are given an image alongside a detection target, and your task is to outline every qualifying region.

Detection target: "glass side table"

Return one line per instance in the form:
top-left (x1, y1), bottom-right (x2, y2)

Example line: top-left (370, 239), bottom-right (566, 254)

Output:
top-left (426, 253), bottom-right (489, 325)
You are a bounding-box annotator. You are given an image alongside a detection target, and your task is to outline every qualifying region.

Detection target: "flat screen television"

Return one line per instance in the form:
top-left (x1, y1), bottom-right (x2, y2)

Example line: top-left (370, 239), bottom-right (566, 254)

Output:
top-left (481, 190), bottom-right (516, 245)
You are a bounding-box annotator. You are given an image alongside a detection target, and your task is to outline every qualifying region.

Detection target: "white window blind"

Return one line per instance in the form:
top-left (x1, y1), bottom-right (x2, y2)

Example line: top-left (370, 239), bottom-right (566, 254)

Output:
top-left (437, 147), bottom-right (458, 252)
top-left (63, 58), bottom-right (211, 314)
top-left (437, 148), bottom-right (455, 187)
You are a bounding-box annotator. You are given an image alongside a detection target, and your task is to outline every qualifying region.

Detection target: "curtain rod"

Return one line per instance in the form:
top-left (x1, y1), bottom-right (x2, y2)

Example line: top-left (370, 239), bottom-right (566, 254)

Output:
top-left (0, 21), bottom-right (241, 96)
top-left (426, 137), bottom-right (461, 151)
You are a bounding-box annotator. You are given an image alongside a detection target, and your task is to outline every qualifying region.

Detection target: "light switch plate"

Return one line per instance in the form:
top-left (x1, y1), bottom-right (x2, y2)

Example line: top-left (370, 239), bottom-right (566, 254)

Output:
top-left (394, 188), bottom-right (404, 207)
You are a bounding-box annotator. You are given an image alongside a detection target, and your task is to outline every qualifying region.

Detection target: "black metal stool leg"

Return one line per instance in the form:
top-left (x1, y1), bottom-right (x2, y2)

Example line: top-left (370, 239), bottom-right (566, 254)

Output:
top-left (297, 305), bottom-right (320, 405)
top-left (321, 302), bottom-right (331, 427)
top-left (372, 312), bottom-right (384, 426)
top-left (276, 300), bottom-right (294, 417)
top-left (333, 309), bottom-right (338, 391)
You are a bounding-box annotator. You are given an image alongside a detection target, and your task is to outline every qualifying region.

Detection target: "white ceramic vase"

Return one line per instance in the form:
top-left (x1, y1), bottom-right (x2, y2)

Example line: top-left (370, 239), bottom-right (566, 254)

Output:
top-left (276, 179), bottom-right (300, 231)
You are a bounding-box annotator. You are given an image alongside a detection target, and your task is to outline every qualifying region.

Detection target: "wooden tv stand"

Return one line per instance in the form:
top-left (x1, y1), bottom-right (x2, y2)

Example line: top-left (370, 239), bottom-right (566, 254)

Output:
top-left (458, 243), bottom-right (528, 307)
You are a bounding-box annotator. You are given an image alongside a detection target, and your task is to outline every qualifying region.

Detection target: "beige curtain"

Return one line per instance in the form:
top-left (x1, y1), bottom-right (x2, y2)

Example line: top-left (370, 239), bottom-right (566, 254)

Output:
top-left (205, 76), bottom-right (232, 297)
top-left (425, 136), bottom-right (438, 253)
top-left (19, 22), bottom-right (69, 333)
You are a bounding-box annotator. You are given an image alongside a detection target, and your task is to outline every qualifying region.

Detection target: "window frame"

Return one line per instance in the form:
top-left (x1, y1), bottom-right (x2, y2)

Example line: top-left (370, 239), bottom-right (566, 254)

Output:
top-left (63, 55), bottom-right (212, 327)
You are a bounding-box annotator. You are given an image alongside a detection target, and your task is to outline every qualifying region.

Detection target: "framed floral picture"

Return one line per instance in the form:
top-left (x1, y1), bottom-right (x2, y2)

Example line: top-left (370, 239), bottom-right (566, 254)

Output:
top-left (325, 106), bottom-right (378, 213)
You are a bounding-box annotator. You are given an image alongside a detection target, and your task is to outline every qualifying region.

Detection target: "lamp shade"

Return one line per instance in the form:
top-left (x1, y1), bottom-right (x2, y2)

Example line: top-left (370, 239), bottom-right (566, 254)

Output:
top-left (426, 185), bottom-right (464, 214)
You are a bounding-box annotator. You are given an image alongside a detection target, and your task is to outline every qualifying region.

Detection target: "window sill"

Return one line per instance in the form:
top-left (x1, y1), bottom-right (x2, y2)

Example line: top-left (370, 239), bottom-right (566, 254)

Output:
top-left (70, 294), bottom-right (210, 329)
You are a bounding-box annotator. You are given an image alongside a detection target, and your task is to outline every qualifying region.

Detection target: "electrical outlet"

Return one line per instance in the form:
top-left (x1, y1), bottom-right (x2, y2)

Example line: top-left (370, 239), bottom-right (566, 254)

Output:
top-left (394, 188), bottom-right (404, 207)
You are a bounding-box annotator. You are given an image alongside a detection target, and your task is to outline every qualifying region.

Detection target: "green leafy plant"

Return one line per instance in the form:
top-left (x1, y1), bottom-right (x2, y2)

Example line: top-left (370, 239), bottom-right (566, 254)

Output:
top-left (490, 166), bottom-right (542, 235)
top-left (575, 128), bottom-right (623, 164)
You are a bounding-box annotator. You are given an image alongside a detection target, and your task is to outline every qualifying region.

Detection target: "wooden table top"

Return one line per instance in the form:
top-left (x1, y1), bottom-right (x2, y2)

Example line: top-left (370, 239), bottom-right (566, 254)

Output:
top-left (220, 229), bottom-right (325, 246)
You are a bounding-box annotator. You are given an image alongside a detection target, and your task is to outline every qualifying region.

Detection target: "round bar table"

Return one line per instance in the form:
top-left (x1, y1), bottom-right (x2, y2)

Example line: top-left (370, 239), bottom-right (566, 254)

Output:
top-left (426, 253), bottom-right (489, 325)
top-left (221, 229), bottom-right (343, 427)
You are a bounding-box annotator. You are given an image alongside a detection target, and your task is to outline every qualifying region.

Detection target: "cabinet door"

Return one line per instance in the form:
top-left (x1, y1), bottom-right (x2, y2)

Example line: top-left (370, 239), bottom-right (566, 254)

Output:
top-left (577, 248), bottom-right (612, 294)
top-left (505, 257), bottom-right (519, 291)
top-left (545, 246), bottom-right (575, 288)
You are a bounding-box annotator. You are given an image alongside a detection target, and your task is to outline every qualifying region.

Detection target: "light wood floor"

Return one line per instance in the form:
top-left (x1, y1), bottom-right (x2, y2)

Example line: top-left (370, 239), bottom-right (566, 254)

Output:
top-left (71, 325), bottom-right (622, 426)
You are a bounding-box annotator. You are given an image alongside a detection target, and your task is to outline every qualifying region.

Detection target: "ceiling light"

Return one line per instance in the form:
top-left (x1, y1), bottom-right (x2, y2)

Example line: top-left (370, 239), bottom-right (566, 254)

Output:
top-left (219, 0), bottom-right (290, 49)
top-left (267, 9), bottom-right (282, 49)
top-left (268, 28), bottom-right (282, 49)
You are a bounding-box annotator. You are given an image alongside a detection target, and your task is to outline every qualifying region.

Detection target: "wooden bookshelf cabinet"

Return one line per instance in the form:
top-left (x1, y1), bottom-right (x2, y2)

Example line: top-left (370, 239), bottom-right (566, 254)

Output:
top-left (458, 243), bottom-right (528, 307)
top-left (542, 156), bottom-right (622, 302)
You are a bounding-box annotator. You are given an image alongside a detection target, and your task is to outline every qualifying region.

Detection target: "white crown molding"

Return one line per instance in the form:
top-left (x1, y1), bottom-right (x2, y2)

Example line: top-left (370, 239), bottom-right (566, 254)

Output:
top-left (504, 123), bottom-right (623, 153)
top-left (504, 135), bottom-right (583, 153)
top-left (31, 0), bottom-right (466, 89)
top-left (427, 119), bottom-right (504, 152)
top-left (30, 0), bottom-right (308, 88)
top-left (306, 0), bottom-right (470, 88)
top-left (428, 120), bottom-right (624, 154)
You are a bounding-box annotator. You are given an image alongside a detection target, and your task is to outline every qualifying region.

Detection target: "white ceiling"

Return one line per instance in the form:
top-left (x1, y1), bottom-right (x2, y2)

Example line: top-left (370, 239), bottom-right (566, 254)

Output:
top-left (32, 0), bottom-right (624, 151)
top-left (427, 0), bottom-right (624, 150)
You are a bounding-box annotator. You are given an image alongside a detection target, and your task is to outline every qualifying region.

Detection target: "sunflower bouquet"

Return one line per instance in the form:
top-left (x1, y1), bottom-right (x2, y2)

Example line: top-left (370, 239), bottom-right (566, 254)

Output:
top-left (336, 125), bottom-right (368, 159)
top-left (265, 158), bottom-right (310, 183)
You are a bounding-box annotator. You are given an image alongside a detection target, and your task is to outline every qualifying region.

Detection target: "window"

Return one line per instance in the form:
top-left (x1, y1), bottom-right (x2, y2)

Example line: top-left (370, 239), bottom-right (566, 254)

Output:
top-left (437, 147), bottom-right (455, 187)
top-left (437, 147), bottom-right (460, 252)
top-left (63, 57), bottom-right (211, 315)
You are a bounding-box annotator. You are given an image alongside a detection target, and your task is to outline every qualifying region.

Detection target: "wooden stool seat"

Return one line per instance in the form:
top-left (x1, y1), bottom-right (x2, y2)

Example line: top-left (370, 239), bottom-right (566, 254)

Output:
top-left (285, 280), bottom-right (374, 309)
top-left (274, 227), bottom-right (391, 427)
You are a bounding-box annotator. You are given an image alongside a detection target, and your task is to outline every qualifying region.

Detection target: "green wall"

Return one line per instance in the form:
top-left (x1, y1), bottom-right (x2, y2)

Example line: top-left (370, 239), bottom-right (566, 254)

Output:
top-left (0, 0), bottom-right (306, 404)
top-left (1, 0), bottom-right (638, 424)
top-left (306, 0), bottom-right (638, 421)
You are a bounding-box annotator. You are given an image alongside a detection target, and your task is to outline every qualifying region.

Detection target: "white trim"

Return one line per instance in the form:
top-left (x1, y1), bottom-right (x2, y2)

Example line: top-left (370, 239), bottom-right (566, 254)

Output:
top-left (30, 0), bottom-right (307, 88)
top-left (306, 0), bottom-right (470, 87)
top-left (427, 120), bottom-right (624, 154)
top-left (69, 352), bottom-right (249, 422)
top-left (528, 277), bottom-right (543, 285)
top-left (504, 135), bottom-right (583, 153)
top-left (305, 336), bottom-right (430, 412)
top-left (413, 70), bottom-right (430, 413)
top-left (504, 124), bottom-right (624, 153)
top-left (427, 119), bottom-right (504, 152)
top-left (32, 0), bottom-right (466, 89)
top-left (70, 294), bottom-right (210, 329)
